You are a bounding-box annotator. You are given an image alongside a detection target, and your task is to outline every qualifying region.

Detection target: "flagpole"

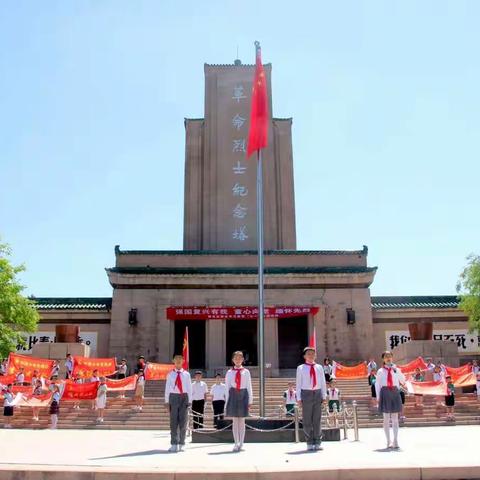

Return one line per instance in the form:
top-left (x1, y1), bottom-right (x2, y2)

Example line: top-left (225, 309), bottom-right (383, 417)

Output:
top-left (257, 147), bottom-right (266, 418)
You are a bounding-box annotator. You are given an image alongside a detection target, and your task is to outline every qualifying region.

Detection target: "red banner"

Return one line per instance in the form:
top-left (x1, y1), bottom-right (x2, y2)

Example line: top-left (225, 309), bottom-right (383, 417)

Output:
top-left (398, 357), bottom-right (428, 375)
top-left (333, 362), bottom-right (368, 379)
top-left (7, 353), bottom-right (55, 380)
top-left (445, 364), bottom-right (472, 382)
top-left (105, 375), bottom-right (137, 391)
top-left (0, 374), bottom-right (16, 386)
top-left (18, 393), bottom-right (52, 407)
top-left (72, 356), bottom-right (116, 379)
top-left (62, 380), bottom-right (99, 400)
top-left (145, 363), bottom-right (172, 380)
top-left (406, 380), bottom-right (447, 396)
top-left (12, 385), bottom-right (33, 395)
top-left (453, 372), bottom-right (477, 388)
top-left (167, 306), bottom-right (319, 320)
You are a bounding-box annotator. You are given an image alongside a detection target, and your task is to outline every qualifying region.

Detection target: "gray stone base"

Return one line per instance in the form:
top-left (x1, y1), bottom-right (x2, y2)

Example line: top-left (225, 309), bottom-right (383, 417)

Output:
top-left (191, 419), bottom-right (341, 443)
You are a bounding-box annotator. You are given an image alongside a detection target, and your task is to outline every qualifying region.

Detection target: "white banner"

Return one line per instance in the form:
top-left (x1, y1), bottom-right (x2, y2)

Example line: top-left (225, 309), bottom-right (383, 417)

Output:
top-left (386, 329), bottom-right (480, 354)
top-left (16, 332), bottom-right (98, 356)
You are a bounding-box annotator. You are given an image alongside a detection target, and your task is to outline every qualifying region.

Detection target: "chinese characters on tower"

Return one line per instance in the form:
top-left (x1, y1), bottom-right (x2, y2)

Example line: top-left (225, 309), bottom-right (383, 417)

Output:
top-left (230, 84), bottom-right (250, 244)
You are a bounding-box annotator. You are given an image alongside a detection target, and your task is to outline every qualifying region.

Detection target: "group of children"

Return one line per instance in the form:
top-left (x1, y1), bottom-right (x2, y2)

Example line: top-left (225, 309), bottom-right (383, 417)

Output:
top-left (3, 350), bottom-right (480, 451)
top-left (0, 354), bottom-right (135, 428)
top-left (283, 379), bottom-right (341, 416)
top-left (162, 346), bottom-right (336, 453)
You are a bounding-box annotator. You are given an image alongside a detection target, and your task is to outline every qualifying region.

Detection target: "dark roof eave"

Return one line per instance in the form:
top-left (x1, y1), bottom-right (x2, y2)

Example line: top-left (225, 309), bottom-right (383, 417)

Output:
top-left (106, 266), bottom-right (377, 276)
top-left (114, 245), bottom-right (369, 257)
top-left (371, 295), bottom-right (460, 310)
top-left (32, 297), bottom-right (112, 311)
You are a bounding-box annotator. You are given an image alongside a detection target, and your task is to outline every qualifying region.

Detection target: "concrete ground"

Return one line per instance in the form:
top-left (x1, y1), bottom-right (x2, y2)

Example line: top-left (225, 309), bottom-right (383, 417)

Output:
top-left (0, 426), bottom-right (479, 479)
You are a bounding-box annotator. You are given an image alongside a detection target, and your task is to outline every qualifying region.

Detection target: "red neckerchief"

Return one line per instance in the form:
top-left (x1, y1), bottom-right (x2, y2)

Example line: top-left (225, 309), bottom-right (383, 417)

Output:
top-left (233, 367), bottom-right (243, 390)
top-left (306, 363), bottom-right (317, 388)
top-left (386, 367), bottom-right (394, 389)
top-left (174, 370), bottom-right (183, 394)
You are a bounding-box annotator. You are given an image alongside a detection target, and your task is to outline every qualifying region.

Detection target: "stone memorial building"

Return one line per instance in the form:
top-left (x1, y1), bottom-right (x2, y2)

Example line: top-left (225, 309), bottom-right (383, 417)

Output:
top-left (27, 60), bottom-right (478, 374)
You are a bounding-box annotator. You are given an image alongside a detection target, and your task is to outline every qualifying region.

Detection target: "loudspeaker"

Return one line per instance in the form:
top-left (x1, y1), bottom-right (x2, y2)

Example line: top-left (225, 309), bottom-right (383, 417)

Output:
top-left (128, 308), bottom-right (138, 326)
top-left (346, 308), bottom-right (356, 325)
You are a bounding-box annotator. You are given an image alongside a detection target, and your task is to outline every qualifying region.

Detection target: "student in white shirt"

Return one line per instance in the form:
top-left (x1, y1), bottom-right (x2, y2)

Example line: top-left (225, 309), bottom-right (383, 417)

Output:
top-left (191, 371), bottom-right (208, 430)
top-left (225, 351), bottom-right (253, 452)
top-left (472, 359), bottom-right (479, 388)
top-left (367, 358), bottom-right (377, 376)
top-left (89, 369), bottom-right (100, 410)
top-left (375, 350), bottom-right (405, 450)
top-left (327, 380), bottom-right (341, 412)
top-left (283, 382), bottom-right (297, 416)
top-left (16, 368), bottom-right (25, 386)
top-left (134, 369), bottom-right (145, 411)
top-left (164, 354), bottom-right (192, 452)
top-left (116, 359), bottom-right (128, 399)
top-left (49, 385), bottom-right (61, 429)
top-left (65, 354), bottom-right (74, 379)
top-left (51, 361), bottom-right (60, 378)
top-left (296, 346), bottom-right (327, 451)
top-left (96, 377), bottom-right (108, 423)
top-left (476, 373), bottom-right (480, 401)
top-left (210, 373), bottom-right (227, 428)
top-left (3, 384), bottom-right (15, 428)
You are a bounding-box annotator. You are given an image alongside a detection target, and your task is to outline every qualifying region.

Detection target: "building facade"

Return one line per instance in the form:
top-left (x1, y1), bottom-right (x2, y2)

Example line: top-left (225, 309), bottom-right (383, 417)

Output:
top-left (25, 60), bottom-right (478, 373)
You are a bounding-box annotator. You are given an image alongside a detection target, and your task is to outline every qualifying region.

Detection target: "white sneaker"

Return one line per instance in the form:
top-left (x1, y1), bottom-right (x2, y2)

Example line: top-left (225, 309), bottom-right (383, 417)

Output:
top-left (232, 444), bottom-right (240, 452)
top-left (314, 444), bottom-right (323, 451)
top-left (307, 444), bottom-right (314, 451)
top-left (178, 444), bottom-right (184, 452)
top-left (168, 445), bottom-right (178, 453)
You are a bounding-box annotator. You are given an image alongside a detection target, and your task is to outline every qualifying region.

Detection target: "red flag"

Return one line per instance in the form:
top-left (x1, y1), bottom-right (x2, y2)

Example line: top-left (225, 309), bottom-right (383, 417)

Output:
top-left (308, 327), bottom-right (317, 351)
top-left (182, 327), bottom-right (189, 370)
top-left (247, 41), bottom-right (269, 157)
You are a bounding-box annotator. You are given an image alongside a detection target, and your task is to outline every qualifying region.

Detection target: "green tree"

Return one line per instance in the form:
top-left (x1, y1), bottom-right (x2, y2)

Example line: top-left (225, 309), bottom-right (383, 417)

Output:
top-left (0, 240), bottom-right (39, 358)
top-left (457, 254), bottom-right (480, 331)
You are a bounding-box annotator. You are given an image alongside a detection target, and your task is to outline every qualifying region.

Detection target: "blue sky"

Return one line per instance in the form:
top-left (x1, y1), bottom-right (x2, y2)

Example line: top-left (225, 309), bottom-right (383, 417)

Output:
top-left (1, 1), bottom-right (479, 298)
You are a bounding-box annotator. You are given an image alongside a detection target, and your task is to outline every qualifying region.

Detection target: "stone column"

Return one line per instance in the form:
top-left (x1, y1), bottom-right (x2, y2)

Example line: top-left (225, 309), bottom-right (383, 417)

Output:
top-left (206, 319), bottom-right (226, 376)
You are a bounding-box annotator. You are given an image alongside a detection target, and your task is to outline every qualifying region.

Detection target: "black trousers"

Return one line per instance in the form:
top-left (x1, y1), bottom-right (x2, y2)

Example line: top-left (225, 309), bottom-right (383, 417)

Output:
top-left (212, 400), bottom-right (225, 428)
top-left (192, 399), bottom-right (205, 429)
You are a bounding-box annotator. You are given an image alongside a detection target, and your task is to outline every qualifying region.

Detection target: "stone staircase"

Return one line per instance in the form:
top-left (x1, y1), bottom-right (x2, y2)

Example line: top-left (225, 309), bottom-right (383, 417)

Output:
top-left (2, 377), bottom-right (480, 430)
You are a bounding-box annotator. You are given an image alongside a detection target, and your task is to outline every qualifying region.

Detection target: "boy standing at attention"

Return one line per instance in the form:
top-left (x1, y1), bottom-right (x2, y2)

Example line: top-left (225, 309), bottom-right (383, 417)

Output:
top-left (296, 346), bottom-right (327, 451)
top-left (165, 354), bottom-right (192, 452)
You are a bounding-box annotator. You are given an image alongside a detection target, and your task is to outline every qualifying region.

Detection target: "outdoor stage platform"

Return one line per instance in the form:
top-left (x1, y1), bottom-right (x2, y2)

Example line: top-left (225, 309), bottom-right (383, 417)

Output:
top-left (0, 427), bottom-right (479, 480)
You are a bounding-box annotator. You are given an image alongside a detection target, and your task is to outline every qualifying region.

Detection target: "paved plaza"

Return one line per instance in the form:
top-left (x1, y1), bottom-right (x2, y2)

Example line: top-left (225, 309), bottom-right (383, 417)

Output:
top-left (0, 426), bottom-right (479, 479)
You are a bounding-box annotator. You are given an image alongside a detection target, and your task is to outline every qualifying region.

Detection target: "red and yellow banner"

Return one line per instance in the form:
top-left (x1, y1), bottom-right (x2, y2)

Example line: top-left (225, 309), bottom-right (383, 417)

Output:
top-left (145, 363), bottom-right (172, 380)
top-left (398, 357), bottom-right (427, 375)
top-left (105, 375), bottom-right (137, 391)
top-left (333, 361), bottom-right (368, 379)
top-left (7, 353), bottom-right (55, 380)
top-left (62, 380), bottom-right (99, 400)
top-left (72, 356), bottom-right (116, 379)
